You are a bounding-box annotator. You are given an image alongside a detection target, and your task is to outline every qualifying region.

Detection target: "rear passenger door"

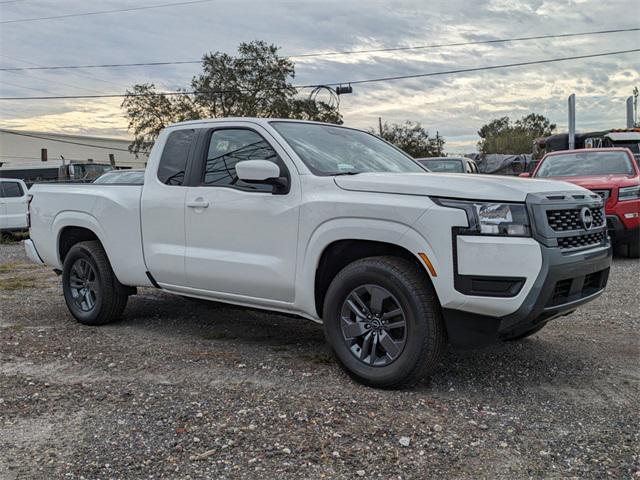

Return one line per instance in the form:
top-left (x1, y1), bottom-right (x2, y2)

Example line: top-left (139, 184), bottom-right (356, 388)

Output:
top-left (140, 128), bottom-right (196, 287)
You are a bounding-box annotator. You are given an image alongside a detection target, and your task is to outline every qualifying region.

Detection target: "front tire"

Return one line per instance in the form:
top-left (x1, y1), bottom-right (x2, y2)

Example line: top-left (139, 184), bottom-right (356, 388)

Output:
top-left (323, 256), bottom-right (446, 389)
top-left (627, 242), bottom-right (639, 259)
top-left (62, 241), bottom-right (128, 326)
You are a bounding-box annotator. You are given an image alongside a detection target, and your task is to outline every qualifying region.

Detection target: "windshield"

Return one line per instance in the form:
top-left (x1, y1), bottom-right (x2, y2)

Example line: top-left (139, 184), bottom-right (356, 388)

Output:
top-left (536, 151), bottom-right (634, 178)
top-left (270, 122), bottom-right (425, 175)
top-left (418, 159), bottom-right (464, 173)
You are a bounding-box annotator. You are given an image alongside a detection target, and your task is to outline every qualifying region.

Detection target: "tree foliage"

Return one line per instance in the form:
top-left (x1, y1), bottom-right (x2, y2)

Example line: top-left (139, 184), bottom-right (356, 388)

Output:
top-left (477, 113), bottom-right (556, 154)
top-left (372, 120), bottom-right (445, 158)
top-left (122, 41), bottom-right (342, 154)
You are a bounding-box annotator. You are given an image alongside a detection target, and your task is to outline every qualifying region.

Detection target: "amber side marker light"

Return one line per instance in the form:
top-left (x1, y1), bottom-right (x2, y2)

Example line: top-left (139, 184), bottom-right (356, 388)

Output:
top-left (418, 252), bottom-right (437, 277)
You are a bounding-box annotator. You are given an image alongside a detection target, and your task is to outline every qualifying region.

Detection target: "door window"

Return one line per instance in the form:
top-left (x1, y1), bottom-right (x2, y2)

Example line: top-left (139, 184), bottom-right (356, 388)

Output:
top-left (202, 129), bottom-right (282, 192)
top-left (157, 129), bottom-right (195, 186)
top-left (1, 182), bottom-right (24, 198)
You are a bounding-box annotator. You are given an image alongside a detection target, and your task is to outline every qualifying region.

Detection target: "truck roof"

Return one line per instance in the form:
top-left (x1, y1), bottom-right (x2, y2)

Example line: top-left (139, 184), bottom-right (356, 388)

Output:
top-left (167, 117), bottom-right (336, 128)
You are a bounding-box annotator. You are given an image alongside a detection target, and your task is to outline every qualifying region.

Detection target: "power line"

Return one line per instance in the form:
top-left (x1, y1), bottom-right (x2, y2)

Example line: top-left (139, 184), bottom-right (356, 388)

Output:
top-left (1, 27), bottom-right (638, 71)
top-left (0, 49), bottom-right (637, 101)
top-left (343, 48), bottom-right (640, 85)
top-left (294, 27), bottom-right (640, 58)
top-left (4, 69), bottom-right (112, 95)
top-left (0, 129), bottom-right (134, 152)
top-left (0, 0), bottom-right (216, 24)
top-left (0, 54), bottom-right (131, 90)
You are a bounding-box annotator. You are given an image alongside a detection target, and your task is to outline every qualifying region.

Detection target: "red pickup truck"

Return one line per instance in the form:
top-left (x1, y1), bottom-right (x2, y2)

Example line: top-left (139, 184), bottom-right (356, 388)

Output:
top-left (522, 148), bottom-right (639, 257)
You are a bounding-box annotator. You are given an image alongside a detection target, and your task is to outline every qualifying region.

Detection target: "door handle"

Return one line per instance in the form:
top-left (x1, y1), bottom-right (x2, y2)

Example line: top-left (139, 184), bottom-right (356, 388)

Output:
top-left (186, 200), bottom-right (209, 208)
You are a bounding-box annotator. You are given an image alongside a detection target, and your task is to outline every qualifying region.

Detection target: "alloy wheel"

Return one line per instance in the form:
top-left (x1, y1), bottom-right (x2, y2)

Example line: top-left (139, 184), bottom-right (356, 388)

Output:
top-left (340, 284), bottom-right (407, 367)
top-left (68, 258), bottom-right (99, 312)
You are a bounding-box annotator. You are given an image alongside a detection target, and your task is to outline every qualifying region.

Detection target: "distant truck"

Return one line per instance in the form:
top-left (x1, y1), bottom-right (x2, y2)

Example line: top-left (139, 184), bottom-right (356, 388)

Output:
top-left (0, 162), bottom-right (113, 186)
top-left (533, 128), bottom-right (640, 163)
top-left (25, 118), bottom-right (612, 388)
top-left (522, 148), bottom-right (639, 257)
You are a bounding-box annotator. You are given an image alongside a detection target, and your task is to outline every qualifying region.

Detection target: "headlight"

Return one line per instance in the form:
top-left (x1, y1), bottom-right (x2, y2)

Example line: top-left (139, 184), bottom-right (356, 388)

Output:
top-left (619, 185), bottom-right (640, 201)
top-left (433, 198), bottom-right (531, 236)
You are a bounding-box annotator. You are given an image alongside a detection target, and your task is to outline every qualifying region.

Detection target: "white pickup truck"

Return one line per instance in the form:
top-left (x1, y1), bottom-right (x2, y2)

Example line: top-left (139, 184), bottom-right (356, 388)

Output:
top-left (25, 119), bottom-right (612, 388)
top-left (0, 178), bottom-right (29, 234)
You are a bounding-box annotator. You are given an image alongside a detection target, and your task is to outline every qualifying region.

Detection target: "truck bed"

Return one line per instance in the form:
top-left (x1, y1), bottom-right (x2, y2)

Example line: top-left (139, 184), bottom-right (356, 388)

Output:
top-left (28, 183), bottom-right (151, 287)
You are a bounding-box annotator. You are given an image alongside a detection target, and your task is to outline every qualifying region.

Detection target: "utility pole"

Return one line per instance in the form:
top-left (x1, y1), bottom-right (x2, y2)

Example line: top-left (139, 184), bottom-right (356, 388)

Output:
top-left (568, 94), bottom-right (576, 150)
top-left (378, 117), bottom-right (383, 136)
top-left (626, 96), bottom-right (634, 128)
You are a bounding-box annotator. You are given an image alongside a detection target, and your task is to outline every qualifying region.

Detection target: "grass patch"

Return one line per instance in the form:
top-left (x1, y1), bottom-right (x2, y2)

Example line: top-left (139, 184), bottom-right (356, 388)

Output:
top-left (0, 276), bottom-right (38, 291)
top-left (0, 232), bottom-right (29, 244)
top-left (0, 262), bottom-right (41, 273)
top-left (0, 262), bottom-right (21, 273)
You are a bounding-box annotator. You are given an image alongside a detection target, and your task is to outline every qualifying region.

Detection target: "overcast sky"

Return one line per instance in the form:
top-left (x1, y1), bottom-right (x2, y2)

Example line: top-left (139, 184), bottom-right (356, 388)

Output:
top-left (0, 0), bottom-right (638, 152)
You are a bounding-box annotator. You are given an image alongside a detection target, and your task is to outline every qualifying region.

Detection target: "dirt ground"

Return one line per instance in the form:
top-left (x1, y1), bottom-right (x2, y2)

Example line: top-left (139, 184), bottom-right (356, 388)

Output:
top-left (0, 241), bottom-right (638, 479)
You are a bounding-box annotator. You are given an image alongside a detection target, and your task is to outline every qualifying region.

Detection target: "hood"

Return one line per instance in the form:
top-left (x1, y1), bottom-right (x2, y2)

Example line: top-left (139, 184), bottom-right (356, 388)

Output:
top-left (541, 174), bottom-right (639, 190)
top-left (334, 172), bottom-right (586, 202)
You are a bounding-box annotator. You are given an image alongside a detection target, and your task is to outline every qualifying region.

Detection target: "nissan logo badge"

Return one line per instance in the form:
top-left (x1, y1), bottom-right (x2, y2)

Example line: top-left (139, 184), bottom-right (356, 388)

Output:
top-left (580, 207), bottom-right (594, 230)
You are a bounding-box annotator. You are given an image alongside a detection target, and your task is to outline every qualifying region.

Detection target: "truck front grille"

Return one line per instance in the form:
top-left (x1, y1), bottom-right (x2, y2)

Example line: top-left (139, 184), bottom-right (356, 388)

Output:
top-left (546, 207), bottom-right (605, 232)
top-left (557, 231), bottom-right (606, 250)
top-left (526, 191), bottom-right (608, 253)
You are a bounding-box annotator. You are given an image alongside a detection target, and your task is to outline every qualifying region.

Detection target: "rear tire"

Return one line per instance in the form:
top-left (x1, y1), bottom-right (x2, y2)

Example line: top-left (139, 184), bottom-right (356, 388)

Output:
top-left (323, 256), bottom-right (445, 389)
top-left (627, 242), bottom-right (639, 259)
top-left (62, 241), bottom-right (128, 326)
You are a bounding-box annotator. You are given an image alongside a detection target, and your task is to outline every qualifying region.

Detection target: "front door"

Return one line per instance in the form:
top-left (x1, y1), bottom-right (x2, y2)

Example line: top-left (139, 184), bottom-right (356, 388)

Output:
top-left (184, 126), bottom-right (300, 303)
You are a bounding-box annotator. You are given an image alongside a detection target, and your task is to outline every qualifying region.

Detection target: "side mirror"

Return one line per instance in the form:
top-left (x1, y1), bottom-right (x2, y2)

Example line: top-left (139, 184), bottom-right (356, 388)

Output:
top-left (235, 160), bottom-right (288, 193)
top-left (518, 172), bottom-right (531, 178)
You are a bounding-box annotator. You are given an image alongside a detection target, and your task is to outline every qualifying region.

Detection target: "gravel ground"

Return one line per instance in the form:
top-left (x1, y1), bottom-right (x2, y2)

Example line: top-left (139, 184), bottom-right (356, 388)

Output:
top-left (0, 241), bottom-right (638, 479)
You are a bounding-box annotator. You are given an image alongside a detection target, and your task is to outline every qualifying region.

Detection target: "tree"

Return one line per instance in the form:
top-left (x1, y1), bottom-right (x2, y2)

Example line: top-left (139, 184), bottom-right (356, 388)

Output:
top-left (371, 120), bottom-right (445, 158)
top-left (477, 113), bottom-right (556, 154)
top-left (122, 41), bottom-right (342, 155)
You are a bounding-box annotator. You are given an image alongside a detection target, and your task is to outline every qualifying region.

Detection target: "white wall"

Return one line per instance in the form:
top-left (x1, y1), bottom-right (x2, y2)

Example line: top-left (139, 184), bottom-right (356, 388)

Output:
top-left (0, 129), bottom-right (148, 169)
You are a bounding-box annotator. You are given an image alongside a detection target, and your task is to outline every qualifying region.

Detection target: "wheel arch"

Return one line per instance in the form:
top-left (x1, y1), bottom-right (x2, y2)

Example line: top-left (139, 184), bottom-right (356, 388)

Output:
top-left (53, 212), bottom-right (109, 266)
top-left (313, 239), bottom-right (428, 318)
top-left (299, 218), bottom-right (442, 320)
top-left (58, 226), bottom-right (101, 264)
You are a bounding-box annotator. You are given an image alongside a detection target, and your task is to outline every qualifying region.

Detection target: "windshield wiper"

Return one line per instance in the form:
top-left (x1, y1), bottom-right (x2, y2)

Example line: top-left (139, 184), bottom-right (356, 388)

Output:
top-left (331, 171), bottom-right (364, 176)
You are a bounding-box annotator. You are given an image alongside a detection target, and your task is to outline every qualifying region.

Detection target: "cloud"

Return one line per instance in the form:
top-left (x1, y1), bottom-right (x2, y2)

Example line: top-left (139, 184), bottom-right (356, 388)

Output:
top-left (0, 0), bottom-right (638, 153)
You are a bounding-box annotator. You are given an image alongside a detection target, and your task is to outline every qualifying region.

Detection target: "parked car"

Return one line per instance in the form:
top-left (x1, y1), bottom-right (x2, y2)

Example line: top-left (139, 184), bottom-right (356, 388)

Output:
top-left (521, 148), bottom-right (639, 257)
top-left (94, 169), bottom-right (145, 185)
top-left (416, 156), bottom-right (478, 173)
top-left (25, 119), bottom-right (611, 388)
top-left (0, 178), bottom-right (29, 234)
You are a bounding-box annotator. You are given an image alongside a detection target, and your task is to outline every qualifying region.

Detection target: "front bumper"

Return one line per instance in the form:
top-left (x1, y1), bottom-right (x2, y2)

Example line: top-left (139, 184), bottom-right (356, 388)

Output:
top-left (442, 242), bottom-right (611, 348)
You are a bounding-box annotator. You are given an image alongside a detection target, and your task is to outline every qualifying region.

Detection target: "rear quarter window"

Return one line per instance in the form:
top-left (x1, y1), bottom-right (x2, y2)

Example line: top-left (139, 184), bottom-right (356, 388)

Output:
top-left (157, 129), bottom-right (195, 185)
